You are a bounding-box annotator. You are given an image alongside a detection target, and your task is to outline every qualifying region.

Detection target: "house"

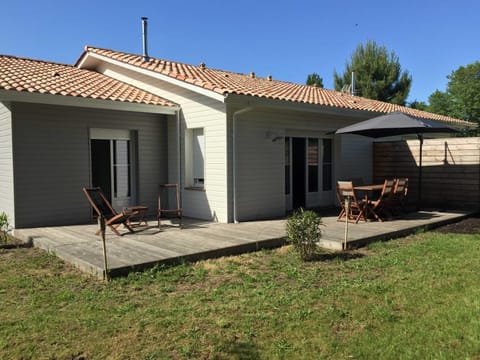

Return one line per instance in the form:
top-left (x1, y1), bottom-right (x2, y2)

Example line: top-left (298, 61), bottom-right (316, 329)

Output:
top-left (0, 48), bottom-right (472, 228)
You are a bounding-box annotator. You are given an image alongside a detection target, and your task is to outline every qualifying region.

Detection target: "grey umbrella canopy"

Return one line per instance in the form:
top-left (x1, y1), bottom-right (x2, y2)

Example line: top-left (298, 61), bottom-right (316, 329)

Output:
top-left (335, 111), bottom-right (458, 138)
top-left (334, 111), bottom-right (459, 208)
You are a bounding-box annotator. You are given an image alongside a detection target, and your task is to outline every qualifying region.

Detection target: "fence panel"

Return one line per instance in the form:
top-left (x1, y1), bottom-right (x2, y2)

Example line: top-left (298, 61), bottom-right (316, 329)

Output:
top-left (374, 137), bottom-right (480, 210)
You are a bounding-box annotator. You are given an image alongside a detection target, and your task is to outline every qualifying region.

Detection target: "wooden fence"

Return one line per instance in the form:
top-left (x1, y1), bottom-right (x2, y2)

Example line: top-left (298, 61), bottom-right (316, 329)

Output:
top-left (374, 137), bottom-right (480, 211)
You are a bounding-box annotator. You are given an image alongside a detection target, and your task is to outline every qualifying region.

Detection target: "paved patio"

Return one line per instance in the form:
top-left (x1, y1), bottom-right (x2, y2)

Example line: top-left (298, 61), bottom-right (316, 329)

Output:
top-left (13, 210), bottom-right (471, 279)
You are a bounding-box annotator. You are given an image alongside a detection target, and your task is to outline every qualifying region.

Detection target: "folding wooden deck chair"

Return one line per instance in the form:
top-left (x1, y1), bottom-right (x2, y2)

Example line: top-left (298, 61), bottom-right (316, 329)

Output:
top-left (83, 187), bottom-right (135, 236)
top-left (157, 184), bottom-right (183, 229)
top-left (365, 179), bottom-right (396, 222)
top-left (336, 180), bottom-right (367, 223)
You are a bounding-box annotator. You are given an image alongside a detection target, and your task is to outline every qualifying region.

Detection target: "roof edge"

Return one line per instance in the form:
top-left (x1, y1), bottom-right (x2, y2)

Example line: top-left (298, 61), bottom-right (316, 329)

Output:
top-left (0, 89), bottom-right (179, 115)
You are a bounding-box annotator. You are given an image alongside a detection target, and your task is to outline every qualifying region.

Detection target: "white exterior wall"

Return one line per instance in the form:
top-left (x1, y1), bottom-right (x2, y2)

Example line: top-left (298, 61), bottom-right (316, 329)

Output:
top-left (230, 106), bottom-right (376, 220)
top-left (0, 102), bottom-right (15, 225)
top-left (235, 115), bottom-right (285, 220)
top-left (12, 103), bottom-right (168, 228)
top-left (95, 63), bottom-right (228, 222)
top-left (232, 108), bottom-right (345, 221)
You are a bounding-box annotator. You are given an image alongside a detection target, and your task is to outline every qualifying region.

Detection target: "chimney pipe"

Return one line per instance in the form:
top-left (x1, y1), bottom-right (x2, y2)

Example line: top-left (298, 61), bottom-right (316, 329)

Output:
top-left (351, 71), bottom-right (355, 96)
top-left (141, 17), bottom-right (149, 62)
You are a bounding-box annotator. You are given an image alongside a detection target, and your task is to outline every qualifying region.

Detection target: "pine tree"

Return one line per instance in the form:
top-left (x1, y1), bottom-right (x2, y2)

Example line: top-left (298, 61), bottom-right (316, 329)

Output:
top-left (334, 40), bottom-right (412, 105)
top-left (306, 73), bottom-right (324, 88)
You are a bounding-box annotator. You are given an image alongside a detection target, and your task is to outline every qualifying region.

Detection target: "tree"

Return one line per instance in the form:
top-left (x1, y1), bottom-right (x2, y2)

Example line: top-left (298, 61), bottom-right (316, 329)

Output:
top-left (427, 62), bottom-right (480, 124)
top-left (408, 100), bottom-right (429, 111)
top-left (428, 90), bottom-right (454, 117)
top-left (446, 62), bottom-right (480, 123)
top-left (334, 40), bottom-right (412, 105)
top-left (306, 73), bottom-right (324, 88)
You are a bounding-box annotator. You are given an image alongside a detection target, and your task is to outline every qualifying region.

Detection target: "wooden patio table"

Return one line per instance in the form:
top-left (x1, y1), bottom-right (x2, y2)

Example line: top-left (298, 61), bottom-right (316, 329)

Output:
top-left (354, 184), bottom-right (385, 221)
top-left (354, 184), bottom-right (384, 192)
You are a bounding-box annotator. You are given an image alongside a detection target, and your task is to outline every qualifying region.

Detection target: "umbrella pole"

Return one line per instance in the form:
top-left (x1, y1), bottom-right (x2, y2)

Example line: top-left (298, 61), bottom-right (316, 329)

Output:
top-left (417, 134), bottom-right (424, 210)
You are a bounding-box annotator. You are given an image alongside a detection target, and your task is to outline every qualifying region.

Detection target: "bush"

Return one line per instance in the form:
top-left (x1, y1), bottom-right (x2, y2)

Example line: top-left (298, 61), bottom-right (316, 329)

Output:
top-left (0, 212), bottom-right (10, 244)
top-left (286, 209), bottom-right (322, 261)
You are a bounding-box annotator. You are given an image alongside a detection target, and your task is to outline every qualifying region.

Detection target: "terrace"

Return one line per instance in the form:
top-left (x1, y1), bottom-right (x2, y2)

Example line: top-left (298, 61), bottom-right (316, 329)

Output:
top-left (13, 209), bottom-right (471, 279)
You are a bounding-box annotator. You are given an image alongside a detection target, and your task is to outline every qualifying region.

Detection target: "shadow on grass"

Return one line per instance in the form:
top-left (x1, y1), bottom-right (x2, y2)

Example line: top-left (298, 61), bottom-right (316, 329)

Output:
top-left (221, 340), bottom-right (260, 360)
top-left (305, 251), bottom-right (365, 262)
top-left (0, 243), bottom-right (33, 250)
top-left (0, 235), bottom-right (33, 250)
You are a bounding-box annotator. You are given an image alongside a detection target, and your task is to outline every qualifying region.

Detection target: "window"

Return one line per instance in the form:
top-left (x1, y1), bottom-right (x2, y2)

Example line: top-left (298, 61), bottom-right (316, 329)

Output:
top-left (308, 138), bottom-right (319, 192)
top-left (322, 139), bottom-right (333, 191)
top-left (186, 128), bottom-right (205, 188)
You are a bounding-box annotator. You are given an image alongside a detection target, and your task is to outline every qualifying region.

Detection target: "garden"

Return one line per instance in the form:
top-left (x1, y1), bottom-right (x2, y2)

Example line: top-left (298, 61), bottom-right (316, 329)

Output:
top-left (0, 215), bottom-right (479, 359)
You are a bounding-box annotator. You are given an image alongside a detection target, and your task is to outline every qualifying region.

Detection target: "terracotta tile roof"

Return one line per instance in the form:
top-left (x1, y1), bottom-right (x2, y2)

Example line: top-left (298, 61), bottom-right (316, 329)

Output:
top-left (0, 54), bottom-right (177, 108)
top-left (81, 46), bottom-right (474, 127)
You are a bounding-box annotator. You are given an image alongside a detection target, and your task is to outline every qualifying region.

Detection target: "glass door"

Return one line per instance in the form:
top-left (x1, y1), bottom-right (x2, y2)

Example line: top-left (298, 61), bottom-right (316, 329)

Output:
top-left (90, 129), bottom-right (133, 211)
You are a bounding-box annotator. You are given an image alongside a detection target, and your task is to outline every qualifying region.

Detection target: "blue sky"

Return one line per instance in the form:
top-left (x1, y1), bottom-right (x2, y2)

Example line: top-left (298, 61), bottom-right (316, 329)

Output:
top-left (2, 0), bottom-right (479, 103)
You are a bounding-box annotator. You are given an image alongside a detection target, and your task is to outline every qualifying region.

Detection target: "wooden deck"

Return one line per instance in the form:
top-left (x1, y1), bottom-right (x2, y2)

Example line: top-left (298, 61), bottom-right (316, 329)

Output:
top-left (13, 210), bottom-right (471, 279)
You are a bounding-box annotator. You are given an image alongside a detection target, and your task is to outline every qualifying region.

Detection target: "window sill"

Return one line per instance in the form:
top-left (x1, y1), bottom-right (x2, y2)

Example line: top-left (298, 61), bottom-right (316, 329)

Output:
top-left (184, 186), bottom-right (206, 192)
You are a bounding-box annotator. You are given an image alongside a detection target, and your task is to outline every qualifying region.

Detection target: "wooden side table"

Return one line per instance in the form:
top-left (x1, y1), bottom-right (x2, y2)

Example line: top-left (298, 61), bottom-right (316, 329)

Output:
top-left (123, 206), bottom-right (149, 227)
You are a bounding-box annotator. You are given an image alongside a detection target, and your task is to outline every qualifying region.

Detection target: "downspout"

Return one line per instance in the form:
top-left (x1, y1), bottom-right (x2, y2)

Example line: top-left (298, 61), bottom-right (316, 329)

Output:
top-left (232, 107), bottom-right (254, 223)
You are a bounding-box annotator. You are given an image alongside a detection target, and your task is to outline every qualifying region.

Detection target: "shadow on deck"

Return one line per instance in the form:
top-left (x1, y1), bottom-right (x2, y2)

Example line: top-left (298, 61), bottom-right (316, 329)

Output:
top-left (13, 209), bottom-right (472, 279)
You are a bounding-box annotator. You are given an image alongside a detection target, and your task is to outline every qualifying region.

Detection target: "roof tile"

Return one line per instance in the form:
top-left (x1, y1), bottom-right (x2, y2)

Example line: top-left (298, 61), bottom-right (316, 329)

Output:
top-left (83, 46), bottom-right (473, 126)
top-left (0, 54), bottom-right (177, 108)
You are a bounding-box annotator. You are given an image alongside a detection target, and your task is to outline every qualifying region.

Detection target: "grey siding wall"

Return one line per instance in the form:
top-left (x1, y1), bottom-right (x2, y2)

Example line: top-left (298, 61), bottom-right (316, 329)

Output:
top-left (0, 102), bottom-right (15, 225)
top-left (12, 102), bottom-right (167, 228)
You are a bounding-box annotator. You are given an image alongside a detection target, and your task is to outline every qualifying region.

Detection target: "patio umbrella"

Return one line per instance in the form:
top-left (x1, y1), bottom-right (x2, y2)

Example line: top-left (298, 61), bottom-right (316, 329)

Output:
top-left (334, 111), bottom-right (458, 207)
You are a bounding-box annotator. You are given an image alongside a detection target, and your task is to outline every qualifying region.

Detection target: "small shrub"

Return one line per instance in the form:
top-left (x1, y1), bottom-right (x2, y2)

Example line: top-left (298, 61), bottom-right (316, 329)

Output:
top-left (0, 212), bottom-right (10, 244)
top-left (286, 209), bottom-right (322, 261)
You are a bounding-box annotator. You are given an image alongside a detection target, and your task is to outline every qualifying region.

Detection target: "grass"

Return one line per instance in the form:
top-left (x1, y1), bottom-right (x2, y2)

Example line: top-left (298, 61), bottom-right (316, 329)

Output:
top-left (1, 230), bottom-right (479, 359)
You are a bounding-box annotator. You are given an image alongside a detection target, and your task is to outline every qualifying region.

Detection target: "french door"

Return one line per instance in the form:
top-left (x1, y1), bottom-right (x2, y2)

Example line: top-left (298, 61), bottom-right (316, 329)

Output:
top-left (285, 136), bottom-right (333, 210)
top-left (90, 129), bottom-right (133, 210)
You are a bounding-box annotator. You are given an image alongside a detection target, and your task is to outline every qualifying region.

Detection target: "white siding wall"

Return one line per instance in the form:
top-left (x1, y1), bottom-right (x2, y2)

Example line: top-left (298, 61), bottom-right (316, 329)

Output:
top-left (0, 102), bottom-right (15, 225)
top-left (236, 116), bottom-right (285, 220)
top-left (230, 107), bottom-right (376, 220)
top-left (97, 63), bottom-right (228, 222)
top-left (12, 103), bottom-right (168, 228)
top-left (232, 108), bottom-right (346, 221)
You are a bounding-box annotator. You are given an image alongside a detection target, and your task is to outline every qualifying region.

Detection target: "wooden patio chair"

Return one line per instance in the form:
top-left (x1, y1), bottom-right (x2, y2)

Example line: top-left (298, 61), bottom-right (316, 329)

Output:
top-left (82, 187), bottom-right (136, 236)
top-left (336, 180), bottom-right (367, 223)
top-left (365, 179), bottom-right (396, 222)
top-left (158, 183), bottom-right (183, 229)
top-left (391, 178), bottom-right (409, 214)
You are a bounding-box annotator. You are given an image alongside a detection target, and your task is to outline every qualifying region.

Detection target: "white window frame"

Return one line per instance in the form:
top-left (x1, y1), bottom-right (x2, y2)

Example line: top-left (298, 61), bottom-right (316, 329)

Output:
top-left (89, 128), bottom-right (135, 208)
top-left (185, 127), bottom-right (205, 189)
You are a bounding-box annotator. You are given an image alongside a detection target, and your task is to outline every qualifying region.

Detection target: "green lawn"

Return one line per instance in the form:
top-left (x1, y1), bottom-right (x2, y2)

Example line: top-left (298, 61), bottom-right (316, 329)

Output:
top-left (1, 230), bottom-right (479, 359)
